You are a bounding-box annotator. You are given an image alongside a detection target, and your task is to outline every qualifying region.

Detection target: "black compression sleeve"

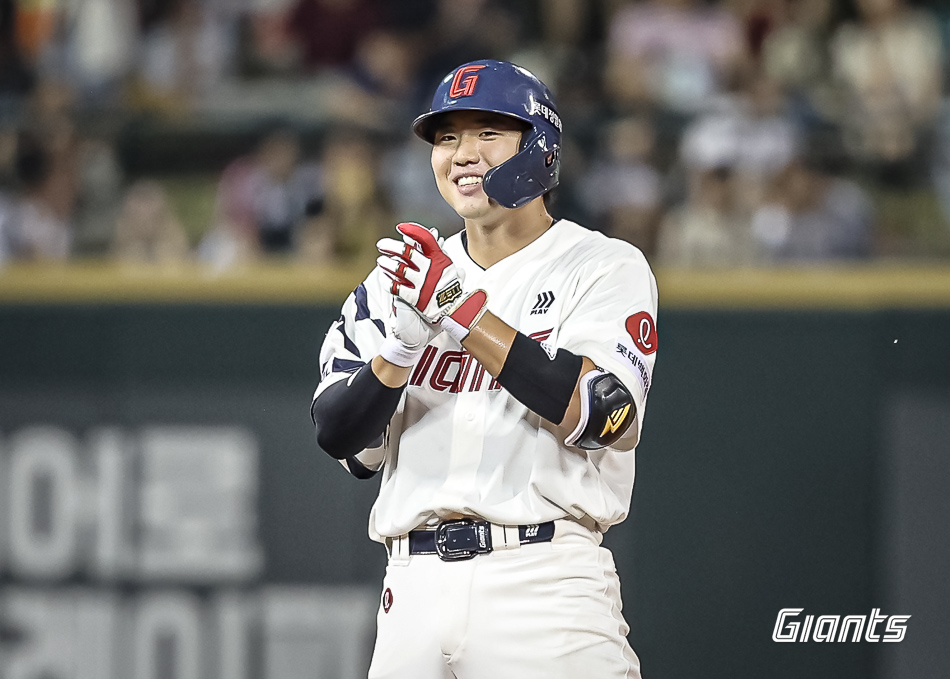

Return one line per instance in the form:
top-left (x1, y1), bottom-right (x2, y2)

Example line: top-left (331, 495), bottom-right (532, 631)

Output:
top-left (311, 365), bottom-right (403, 459)
top-left (496, 332), bottom-right (584, 424)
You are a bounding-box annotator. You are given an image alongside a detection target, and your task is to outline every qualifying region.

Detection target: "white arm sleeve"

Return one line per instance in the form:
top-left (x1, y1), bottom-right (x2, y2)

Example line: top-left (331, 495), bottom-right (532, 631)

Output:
top-left (312, 269), bottom-right (393, 472)
top-left (556, 255), bottom-right (659, 450)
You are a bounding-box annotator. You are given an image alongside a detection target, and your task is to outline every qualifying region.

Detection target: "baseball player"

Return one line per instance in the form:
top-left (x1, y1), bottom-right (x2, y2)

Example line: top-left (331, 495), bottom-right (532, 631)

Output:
top-left (311, 60), bottom-right (658, 678)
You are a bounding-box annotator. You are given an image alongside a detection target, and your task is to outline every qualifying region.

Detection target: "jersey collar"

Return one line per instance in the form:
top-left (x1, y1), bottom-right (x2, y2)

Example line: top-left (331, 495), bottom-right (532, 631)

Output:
top-left (459, 219), bottom-right (563, 272)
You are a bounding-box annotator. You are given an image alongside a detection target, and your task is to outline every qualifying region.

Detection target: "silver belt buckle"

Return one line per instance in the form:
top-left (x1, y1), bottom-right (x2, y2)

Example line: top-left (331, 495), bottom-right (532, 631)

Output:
top-left (435, 519), bottom-right (491, 561)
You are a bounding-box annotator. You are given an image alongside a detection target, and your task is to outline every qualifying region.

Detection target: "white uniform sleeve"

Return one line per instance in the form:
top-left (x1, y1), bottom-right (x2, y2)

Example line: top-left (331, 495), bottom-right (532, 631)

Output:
top-left (556, 253), bottom-right (659, 449)
top-left (312, 269), bottom-right (393, 472)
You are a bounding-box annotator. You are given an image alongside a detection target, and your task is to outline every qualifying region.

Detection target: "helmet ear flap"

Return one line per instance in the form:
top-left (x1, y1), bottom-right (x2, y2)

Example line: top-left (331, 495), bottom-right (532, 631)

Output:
top-left (483, 132), bottom-right (560, 209)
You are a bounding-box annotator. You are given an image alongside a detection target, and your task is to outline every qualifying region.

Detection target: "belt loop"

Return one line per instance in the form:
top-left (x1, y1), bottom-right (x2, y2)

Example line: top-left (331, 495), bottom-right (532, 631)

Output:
top-left (500, 524), bottom-right (521, 550)
top-left (490, 523), bottom-right (516, 551)
top-left (505, 525), bottom-right (521, 549)
top-left (389, 534), bottom-right (411, 565)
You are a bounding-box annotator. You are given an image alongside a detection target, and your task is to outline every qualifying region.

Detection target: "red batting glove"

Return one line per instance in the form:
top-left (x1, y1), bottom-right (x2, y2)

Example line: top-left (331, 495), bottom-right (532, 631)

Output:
top-left (376, 222), bottom-right (488, 342)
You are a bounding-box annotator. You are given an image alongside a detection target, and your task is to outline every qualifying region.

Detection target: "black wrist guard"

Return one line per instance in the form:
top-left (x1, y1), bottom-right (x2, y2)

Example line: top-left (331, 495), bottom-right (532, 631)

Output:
top-left (496, 332), bottom-right (583, 424)
top-left (564, 369), bottom-right (635, 450)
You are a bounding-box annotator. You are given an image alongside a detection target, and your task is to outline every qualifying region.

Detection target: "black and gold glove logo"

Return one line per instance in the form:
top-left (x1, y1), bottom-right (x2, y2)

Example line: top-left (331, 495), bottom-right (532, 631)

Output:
top-left (437, 282), bottom-right (463, 308)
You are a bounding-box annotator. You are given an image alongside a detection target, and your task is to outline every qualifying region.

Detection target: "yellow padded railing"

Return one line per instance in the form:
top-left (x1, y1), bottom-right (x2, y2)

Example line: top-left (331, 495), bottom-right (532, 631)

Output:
top-left (1, 262), bottom-right (949, 308)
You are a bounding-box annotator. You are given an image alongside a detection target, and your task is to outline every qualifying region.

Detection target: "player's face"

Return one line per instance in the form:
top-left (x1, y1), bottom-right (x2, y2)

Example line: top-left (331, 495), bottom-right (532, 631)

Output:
top-left (430, 111), bottom-right (524, 221)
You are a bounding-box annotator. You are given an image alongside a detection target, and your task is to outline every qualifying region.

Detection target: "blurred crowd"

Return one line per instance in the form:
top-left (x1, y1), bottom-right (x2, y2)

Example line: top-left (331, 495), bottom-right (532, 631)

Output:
top-left (1, 0), bottom-right (949, 269)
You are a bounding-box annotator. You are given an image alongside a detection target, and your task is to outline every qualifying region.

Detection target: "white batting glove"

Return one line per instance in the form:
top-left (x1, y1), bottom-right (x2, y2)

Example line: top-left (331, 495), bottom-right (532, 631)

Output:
top-left (378, 297), bottom-right (442, 368)
top-left (377, 222), bottom-right (466, 324)
top-left (376, 222), bottom-right (489, 343)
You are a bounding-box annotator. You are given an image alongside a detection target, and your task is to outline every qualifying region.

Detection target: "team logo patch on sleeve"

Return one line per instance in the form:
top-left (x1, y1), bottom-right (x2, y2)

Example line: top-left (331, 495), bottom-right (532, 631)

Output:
top-left (383, 588), bottom-right (394, 613)
top-left (625, 312), bottom-right (658, 355)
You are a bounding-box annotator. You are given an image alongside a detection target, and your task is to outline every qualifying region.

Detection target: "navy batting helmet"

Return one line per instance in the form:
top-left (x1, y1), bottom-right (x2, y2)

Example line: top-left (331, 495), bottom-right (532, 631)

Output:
top-left (412, 60), bottom-right (561, 209)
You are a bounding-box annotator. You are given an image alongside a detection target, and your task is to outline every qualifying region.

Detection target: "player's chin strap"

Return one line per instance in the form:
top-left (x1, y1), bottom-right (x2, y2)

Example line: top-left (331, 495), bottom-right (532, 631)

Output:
top-left (564, 369), bottom-right (636, 451)
top-left (440, 289), bottom-right (489, 343)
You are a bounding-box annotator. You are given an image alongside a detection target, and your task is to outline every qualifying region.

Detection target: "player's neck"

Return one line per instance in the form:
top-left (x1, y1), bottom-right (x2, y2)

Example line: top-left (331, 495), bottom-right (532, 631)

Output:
top-left (463, 202), bottom-right (554, 269)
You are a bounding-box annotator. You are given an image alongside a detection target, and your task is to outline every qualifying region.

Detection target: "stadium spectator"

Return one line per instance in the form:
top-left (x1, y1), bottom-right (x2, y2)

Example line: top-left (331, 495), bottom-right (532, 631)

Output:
top-left (0, 0), bottom-right (35, 100)
top-left (5, 129), bottom-right (75, 260)
top-left (760, 0), bottom-right (837, 123)
top-left (0, 0), bottom-right (944, 268)
top-left (578, 114), bottom-right (664, 255)
top-left (298, 128), bottom-right (390, 265)
top-left (678, 66), bottom-right (801, 212)
top-left (49, 0), bottom-right (137, 103)
top-left (131, 0), bottom-right (238, 112)
top-left (72, 136), bottom-right (125, 256)
top-left (414, 0), bottom-right (519, 104)
top-left (656, 164), bottom-right (758, 268)
top-left (199, 126), bottom-right (322, 267)
top-left (113, 179), bottom-right (190, 263)
top-left (0, 200), bottom-right (10, 264)
top-left (378, 136), bottom-right (462, 238)
top-left (831, 0), bottom-right (943, 183)
top-left (604, 0), bottom-right (746, 114)
top-left (750, 156), bottom-right (874, 261)
top-left (287, 0), bottom-right (382, 71)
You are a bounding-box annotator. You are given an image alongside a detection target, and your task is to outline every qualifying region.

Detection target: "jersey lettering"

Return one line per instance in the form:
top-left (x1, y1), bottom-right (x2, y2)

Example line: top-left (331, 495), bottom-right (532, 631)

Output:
top-left (529, 101), bottom-right (562, 131)
top-left (430, 351), bottom-right (466, 392)
top-left (615, 342), bottom-right (652, 397)
top-left (410, 346), bottom-right (438, 386)
top-left (411, 347), bottom-right (501, 393)
top-left (468, 361), bottom-right (487, 392)
top-left (457, 354), bottom-right (475, 393)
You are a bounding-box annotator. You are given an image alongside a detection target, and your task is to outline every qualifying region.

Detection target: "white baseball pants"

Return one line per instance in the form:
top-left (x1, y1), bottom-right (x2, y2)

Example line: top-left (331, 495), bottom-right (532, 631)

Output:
top-left (367, 520), bottom-right (642, 679)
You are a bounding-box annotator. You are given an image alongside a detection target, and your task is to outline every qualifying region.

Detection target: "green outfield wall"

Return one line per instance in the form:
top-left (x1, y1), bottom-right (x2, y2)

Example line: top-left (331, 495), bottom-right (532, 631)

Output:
top-left (0, 268), bottom-right (947, 679)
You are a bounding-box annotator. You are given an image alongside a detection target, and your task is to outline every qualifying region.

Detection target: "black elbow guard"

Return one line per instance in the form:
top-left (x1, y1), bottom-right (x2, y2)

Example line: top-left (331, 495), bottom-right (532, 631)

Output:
top-left (564, 369), bottom-right (635, 450)
top-left (311, 366), bottom-right (403, 459)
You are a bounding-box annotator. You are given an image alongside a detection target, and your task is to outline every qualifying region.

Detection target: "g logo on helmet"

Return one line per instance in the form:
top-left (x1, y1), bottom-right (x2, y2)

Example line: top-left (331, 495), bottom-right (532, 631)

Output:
top-left (625, 312), bottom-right (657, 355)
top-left (449, 64), bottom-right (487, 98)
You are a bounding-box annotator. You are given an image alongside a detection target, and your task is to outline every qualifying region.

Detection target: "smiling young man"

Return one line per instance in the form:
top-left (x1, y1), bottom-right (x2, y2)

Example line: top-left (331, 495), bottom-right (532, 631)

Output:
top-left (311, 60), bottom-right (658, 678)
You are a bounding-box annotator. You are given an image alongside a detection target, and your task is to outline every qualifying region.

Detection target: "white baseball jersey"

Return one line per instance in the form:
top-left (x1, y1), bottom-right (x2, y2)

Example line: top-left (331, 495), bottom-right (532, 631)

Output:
top-left (313, 219), bottom-right (659, 541)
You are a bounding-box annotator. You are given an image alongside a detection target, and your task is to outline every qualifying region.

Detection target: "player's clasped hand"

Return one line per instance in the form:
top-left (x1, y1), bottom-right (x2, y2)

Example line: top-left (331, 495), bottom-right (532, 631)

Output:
top-left (376, 222), bottom-right (466, 325)
top-left (390, 297), bottom-right (441, 346)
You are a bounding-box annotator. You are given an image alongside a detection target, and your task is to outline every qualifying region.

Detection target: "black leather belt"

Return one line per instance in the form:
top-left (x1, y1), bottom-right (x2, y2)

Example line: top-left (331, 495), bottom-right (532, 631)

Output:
top-left (408, 519), bottom-right (556, 561)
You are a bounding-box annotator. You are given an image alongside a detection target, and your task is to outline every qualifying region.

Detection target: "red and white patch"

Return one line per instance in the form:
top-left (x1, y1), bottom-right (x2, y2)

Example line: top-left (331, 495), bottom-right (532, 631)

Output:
top-left (383, 588), bottom-right (394, 613)
top-left (625, 312), bottom-right (657, 355)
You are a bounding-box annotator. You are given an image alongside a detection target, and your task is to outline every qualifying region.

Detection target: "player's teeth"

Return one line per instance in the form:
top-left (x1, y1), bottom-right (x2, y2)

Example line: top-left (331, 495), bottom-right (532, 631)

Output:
top-left (457, 176), bottom-right (482, 186)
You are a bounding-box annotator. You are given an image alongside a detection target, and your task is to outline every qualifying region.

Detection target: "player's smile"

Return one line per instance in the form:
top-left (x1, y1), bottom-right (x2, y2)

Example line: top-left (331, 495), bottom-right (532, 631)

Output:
top-left (453, 173), bottom-right (484, 197)
top-left (430, 110), bottom-right (525, 220)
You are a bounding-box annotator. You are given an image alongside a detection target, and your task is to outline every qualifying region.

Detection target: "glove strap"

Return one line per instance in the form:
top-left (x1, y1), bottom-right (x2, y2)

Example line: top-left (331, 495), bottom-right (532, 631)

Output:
top-left (440, 290), bottom-right (489, 343)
